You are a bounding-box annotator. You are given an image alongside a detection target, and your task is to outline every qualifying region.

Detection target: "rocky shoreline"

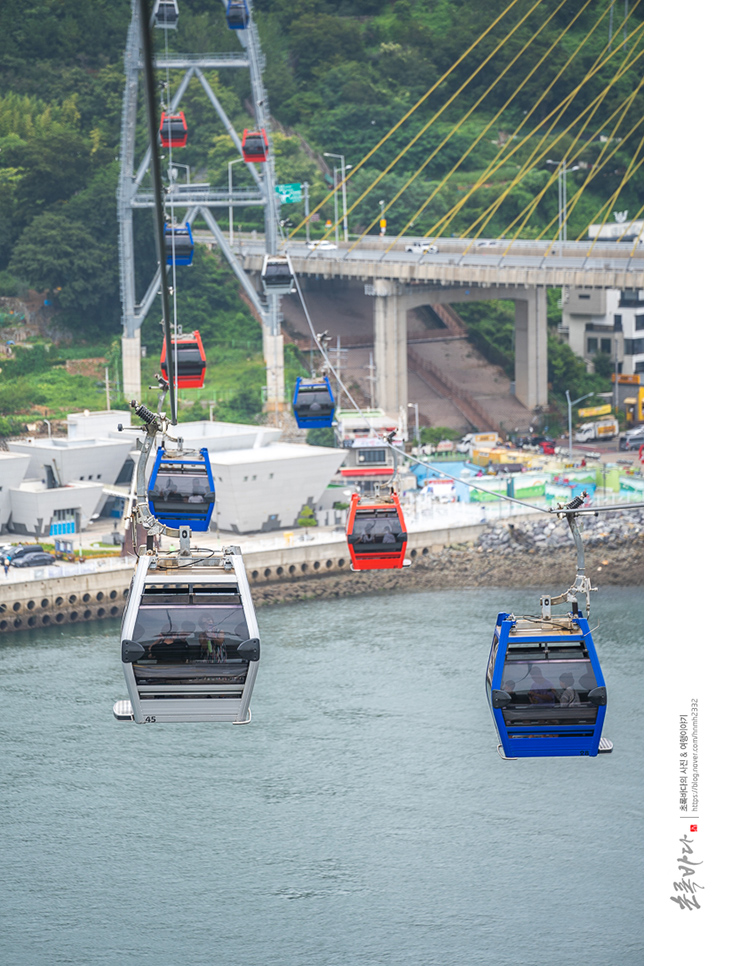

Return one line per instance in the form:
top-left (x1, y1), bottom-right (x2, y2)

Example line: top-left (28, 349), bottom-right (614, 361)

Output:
top-left (250, 509), bottom-right (644, 607)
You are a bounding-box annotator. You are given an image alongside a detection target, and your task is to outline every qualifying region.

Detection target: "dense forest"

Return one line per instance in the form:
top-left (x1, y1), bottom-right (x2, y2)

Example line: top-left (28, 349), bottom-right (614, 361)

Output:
top-left (0, 0), bottom-right (643, 430)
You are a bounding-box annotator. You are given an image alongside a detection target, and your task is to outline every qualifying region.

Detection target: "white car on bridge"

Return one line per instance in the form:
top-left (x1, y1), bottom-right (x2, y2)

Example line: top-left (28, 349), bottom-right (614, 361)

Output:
top-left (405, 241), bottom-right (439, 254)
top-left (307, 239), bottom-right (337, 251)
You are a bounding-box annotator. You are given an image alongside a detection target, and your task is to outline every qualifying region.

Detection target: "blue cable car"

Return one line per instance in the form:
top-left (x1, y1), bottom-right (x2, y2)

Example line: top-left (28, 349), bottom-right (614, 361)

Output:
top-left (292, 376), bottom-right (336, 428)
top-left (148, 446), bottom-right (215, 532)
top-left (165, 222), bottom-right (194, 266)
top-left (226, 0), bottom-right (250, 29)
top-left (486, 609), bottom-right (612, 759)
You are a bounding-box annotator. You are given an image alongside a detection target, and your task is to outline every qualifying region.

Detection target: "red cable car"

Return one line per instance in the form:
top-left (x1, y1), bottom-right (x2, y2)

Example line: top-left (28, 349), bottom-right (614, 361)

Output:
top-left (242, 128), bottom-right (269, 163)
top-left (159, 111), bottom-right (188, 148)
top-left (346, 489), bottom-right (409, 571)
top-left (160, 330), bottom-right (206, 390)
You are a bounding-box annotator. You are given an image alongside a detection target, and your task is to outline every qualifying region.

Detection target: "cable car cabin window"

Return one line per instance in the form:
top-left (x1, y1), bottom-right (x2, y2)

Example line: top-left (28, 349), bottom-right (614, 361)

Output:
top-left (349, 508), bottom-right (404, 549)
top-left (294, 388), bottom-right (334, 415)
top-left (263, 263), bottom-right (292, 282)
top-left (357, 449), bottom-right (387, 464)
top-left (131, 595), bottom-right (250, 684)
top-left (165, 231), bottom-right (193, 260)
top-left (499, 649), bottom-right (599, 726)
top-left (150, 468), bottom-right (212, 515)
top-left (165, 347), bottom-right (207, 377)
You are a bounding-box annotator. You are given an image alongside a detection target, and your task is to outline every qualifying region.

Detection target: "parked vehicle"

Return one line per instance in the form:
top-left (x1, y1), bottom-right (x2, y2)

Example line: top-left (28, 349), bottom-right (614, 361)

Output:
top-left (7, 544), bottom-right (45, 561)
top-left (619, 426), bottom-right (644, 451)
top-left (405, 242), bottom-right (439, 254)
top-left (307, 239), bottom-right (337, 251)
top-left (10, 552), bottom-right (57, 568)
top-left (573, 417), bottom-right (619, 443)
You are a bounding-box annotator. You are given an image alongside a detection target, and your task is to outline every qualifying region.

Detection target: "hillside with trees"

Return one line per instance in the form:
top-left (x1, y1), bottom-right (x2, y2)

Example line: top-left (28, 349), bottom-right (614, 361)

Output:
top-left (0, 0), bottom-right (643, 429)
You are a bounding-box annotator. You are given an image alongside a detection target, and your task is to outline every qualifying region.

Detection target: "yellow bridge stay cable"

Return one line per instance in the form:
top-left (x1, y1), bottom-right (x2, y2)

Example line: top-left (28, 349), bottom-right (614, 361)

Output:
top-left (286, 0), bottom-right (524, 240)
top-left (341, 0), bottom-right (548, 251)
top-left (495, 70), bottom-right (644, 251)
top-left (572, 196), bottom-right (644, 245)
top-left (584, 139), bottom-right (644, 255)
top-left (535, 94), bottom-right (644, 249)
top-left (434, 23), bottom-right (643, 243)
top-left (427, 29), bottom-right (643, 244)
top-left (376, 0), bottom-right (577, 257)
top-left (426, 42), bottom-right (642, 245)
top-left (382, 0), bottom-right (615, 255)
top-left (464, 28), bottom-right (643, 251)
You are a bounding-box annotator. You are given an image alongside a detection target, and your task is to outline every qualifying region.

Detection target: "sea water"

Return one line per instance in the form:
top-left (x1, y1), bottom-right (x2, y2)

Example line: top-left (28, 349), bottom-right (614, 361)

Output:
top-left (0, 586), bottom-right (643, 966)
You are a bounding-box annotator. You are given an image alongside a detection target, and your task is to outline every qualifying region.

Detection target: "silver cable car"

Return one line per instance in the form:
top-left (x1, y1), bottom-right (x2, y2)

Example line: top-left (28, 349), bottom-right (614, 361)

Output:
top-left (113, 547), bottom-right (260, 724)
top-left (261, 254), bottom-right (295, 295)
top-left (152, 0), bottom-right (179, 29)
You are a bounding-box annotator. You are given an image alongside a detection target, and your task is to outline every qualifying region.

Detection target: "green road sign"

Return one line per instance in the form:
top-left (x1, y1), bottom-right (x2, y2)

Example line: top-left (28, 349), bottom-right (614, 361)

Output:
top-left (275, 182), bottom-right (303, 204)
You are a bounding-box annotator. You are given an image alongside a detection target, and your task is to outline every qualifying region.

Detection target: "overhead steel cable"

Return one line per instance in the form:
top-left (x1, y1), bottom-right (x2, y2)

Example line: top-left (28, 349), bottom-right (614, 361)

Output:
top-left (427, 32), bottom-right (643, 243)
top-left (286, 0), bottom-right (525, 241)
top-left (139, 0), bottom-right (177, 425)
top-left (342, 0), bottom-right (548, 254)
top-left (161, 23), bottom-right (181, 399)
top-left (376, 0), bottom-right (574, 257)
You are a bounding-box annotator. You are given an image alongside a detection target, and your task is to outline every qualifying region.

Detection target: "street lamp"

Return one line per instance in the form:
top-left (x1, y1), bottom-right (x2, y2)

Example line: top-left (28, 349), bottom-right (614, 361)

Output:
top-left (546, 160), bottom-right (580, 248)
top-left (565, 390), bottom-right (594, 458)
top-left (228, 157), bottom-right (245, 244)
top-left (408, 402), bottom-right (420, 449)
top-left (168, 162), bottom-right (191, 185)
top-left (324, 153), bottom-right (352, 242)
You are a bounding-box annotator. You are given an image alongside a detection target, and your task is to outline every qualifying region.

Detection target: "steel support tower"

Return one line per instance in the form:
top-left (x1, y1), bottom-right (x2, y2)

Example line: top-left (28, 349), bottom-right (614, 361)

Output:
top-left (118, 0), bottom-right (285, 409)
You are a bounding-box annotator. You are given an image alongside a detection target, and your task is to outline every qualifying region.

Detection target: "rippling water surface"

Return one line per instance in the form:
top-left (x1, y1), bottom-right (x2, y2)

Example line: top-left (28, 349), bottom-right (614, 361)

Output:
top-left (0, 586), bottom-right (643, 966)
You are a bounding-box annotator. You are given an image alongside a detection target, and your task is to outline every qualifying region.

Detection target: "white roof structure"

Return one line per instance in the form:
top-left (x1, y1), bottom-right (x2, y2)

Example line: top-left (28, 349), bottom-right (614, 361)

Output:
top-left (208, 441), bottom-right (346, 534)
top-left (6, 435), bottom-right (134, 486)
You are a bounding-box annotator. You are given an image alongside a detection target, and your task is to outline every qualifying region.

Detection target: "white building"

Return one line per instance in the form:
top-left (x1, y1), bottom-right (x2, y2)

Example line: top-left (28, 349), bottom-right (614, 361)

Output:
top-left (2, 412), bottom-right (346, 538)
top-left (0, 452), bottom-right (30, 533)
top-left (6, 480), bottom-right (105, 539)
top-left (560, 287), bottom-right (644, 377)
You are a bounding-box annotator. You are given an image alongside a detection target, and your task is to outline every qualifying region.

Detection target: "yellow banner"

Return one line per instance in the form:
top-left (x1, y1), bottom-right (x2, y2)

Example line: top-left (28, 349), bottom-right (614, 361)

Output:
top-left (578, 404), bottom-right (612, 418)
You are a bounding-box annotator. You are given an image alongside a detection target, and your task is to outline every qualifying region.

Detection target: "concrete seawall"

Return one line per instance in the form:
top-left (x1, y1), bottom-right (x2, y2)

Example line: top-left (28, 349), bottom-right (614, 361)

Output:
top-left (0, 511), bottom-right (643, 633)
top-left (0, 523), bottom-right (485, 634)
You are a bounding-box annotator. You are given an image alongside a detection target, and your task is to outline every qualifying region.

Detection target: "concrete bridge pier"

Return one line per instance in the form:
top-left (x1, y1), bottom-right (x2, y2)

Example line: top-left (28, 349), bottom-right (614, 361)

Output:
top-left (369, 279), bottom-right (548, 418)
top-left (373, 279), bottom-right (408, 416)
top-left (514, 286), bottom-right (548, 411)
top-left (263, 329), bottom-right (286, 413)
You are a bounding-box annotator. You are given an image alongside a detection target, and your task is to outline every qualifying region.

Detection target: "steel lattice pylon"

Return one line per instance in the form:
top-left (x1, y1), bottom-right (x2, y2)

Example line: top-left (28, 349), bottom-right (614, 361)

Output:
top-left (118, 0), bottom-right (285, 409)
